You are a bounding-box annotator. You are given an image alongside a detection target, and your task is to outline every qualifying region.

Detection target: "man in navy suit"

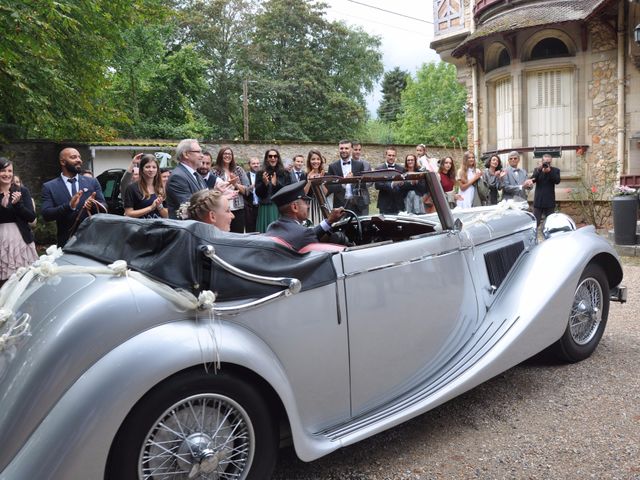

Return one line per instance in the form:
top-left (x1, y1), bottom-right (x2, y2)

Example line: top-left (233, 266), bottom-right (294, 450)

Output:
top-left (41, 147), bottom-right (106, 247)
top-left (375, 146), bottom-right (406, 215)
top-left (266, 181), bottom-right (344, 251)
top-left (244, 157), bottom-right (261, 232)
top-left (289, 155), bottom-right (307, 183)
top-left (326, 139), bottom-right (367, 215)
top-left (166, 139), bottom-right (210, 218)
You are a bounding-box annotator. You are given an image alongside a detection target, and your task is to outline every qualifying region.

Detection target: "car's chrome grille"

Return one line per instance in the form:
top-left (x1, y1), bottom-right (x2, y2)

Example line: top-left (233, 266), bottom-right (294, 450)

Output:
top-left (484, 241), bottom-right (525, 290)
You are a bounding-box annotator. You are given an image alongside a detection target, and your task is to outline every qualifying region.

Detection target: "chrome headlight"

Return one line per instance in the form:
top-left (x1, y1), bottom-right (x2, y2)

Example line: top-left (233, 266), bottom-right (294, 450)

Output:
top-left (542, 213), bottom-right (576, 239)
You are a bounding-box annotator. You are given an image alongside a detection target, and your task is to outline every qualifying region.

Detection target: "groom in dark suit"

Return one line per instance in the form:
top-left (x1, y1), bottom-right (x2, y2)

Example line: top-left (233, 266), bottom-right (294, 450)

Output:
top-left (326, 139), bottom-right (366, 215)
top-left (375, 146), bottom-right (406, 214)
top-left (166, 139), bottom-right (210, 218)
top-left (41, 147), bottom-right (106, 247)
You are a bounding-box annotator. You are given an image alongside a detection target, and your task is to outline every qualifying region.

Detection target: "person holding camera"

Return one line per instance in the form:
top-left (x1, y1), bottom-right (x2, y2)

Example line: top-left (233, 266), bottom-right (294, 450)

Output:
top-left (531, 153), bottom-right (561, 226)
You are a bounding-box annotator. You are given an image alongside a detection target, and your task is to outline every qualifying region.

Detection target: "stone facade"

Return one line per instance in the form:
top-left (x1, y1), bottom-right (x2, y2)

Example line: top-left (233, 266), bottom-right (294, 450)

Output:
top-left (431, 0), bottom-right (640, 210)
top-left (587, 57), bottom-right (618, 187)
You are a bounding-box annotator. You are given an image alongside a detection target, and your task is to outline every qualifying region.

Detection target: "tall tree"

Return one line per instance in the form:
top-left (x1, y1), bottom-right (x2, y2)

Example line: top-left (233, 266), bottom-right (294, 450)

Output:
top-left (177, 0), bottom-right (257, 139)
top-left (393, 62), bottom-right (467, 145)
top-left (0, 0), bottom-right (162, 140)
top-left (244, 0), bottom-right (383, 141)
top-left (377, 67), bottom-right (409, 123)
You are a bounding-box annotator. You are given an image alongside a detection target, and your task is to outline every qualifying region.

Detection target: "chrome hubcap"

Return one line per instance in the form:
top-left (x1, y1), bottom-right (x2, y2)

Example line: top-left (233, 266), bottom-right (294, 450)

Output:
top-left (569, 277), bottom-right (602, 345)
top-left (139, 393), bottom-right (254, 479)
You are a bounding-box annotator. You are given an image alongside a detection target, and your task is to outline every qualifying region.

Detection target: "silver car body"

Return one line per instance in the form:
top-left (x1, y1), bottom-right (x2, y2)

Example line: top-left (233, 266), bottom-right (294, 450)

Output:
top-left (0, 172), bottom-right (624, 479)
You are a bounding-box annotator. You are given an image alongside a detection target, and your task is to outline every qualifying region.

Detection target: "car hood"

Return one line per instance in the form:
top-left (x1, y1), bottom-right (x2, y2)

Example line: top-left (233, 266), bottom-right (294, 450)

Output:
top-left (452, 203), bottom-right (536, 245)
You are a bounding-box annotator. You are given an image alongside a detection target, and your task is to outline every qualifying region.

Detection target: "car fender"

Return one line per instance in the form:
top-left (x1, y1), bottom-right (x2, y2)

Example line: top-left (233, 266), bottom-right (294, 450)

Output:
top-left (1, 319), bottom-right (306, 480)
top-left (471, 225), bottom-right (620, 373)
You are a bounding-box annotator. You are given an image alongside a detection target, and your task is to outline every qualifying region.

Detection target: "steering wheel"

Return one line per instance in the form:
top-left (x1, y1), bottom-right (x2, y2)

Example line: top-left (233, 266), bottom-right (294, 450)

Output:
top-left (331, 209), bottom-right (362, 244)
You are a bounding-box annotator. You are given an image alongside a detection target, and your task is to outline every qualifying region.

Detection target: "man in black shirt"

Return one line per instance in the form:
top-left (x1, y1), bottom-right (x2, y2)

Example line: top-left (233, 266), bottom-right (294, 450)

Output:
top-left (531, 153), bottom-right (561, 226)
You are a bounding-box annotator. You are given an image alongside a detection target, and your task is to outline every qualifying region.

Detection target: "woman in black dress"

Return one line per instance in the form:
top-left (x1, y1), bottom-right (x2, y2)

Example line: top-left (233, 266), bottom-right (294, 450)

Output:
top-left (124, 154), bottom-right (168, 219)
top-left (255, 149), bottom-right (291, 232)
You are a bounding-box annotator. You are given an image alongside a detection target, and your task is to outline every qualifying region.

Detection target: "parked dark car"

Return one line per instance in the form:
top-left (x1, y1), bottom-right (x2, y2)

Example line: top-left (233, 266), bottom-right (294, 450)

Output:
top-left (96, 168), bottom-right (125, 215)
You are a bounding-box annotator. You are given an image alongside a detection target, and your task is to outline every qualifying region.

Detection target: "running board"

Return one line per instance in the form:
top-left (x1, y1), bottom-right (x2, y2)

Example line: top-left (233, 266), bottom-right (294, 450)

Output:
top-left (318, 313), bottom-right (518, 442)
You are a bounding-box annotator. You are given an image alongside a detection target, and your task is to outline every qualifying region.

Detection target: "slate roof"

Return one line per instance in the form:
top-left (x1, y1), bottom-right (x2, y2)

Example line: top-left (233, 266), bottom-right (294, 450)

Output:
top-left (452, 0), bottom-right (613, 58)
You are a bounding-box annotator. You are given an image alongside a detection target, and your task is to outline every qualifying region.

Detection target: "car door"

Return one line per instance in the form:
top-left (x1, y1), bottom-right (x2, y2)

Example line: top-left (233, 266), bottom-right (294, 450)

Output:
top-left (340, 232), bottom-right (479, 417)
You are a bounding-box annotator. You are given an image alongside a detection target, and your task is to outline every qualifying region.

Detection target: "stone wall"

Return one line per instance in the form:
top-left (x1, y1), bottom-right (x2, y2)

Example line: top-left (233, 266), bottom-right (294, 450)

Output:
top-left (90, 141), bottom-right (465, 174)
top-left (3, 138), bottom-right (465, 185)
top-left (0, 141), bottom-right (92, 196)
top-left (199, 141), bottom-right (463, 169)
top-left (586, 18), bottom-right (619, 187)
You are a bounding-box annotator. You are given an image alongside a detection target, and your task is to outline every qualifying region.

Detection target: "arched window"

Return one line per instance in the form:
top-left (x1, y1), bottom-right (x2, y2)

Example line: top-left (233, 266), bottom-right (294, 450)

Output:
top-left (530, 38), bottom-right (570, 60)
top-left (497, 48), bottom-right (511, 68)
top-left (485, 42), bottom-right (511, 71)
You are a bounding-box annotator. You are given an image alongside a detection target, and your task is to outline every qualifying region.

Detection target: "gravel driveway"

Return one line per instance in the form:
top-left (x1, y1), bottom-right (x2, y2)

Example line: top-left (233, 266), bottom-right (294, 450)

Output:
top-left (273, 263), bottom-right (640, 480)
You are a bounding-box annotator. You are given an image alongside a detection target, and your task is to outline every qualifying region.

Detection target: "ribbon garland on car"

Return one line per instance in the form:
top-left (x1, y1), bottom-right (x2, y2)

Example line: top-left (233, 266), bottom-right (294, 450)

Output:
top-left (0, 245), bottom-right (218, 354)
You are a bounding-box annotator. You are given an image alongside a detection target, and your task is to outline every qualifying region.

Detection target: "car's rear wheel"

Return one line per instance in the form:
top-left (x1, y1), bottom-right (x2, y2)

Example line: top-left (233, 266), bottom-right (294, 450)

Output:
top-left (553, 264), bottom-right (609, 363)
top-left (106, 368), bottom-right (278, 480)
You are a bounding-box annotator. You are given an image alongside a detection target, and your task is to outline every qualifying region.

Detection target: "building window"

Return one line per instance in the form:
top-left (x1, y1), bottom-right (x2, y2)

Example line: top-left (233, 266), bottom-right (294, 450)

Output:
top-left (434, 0), bottom-right (464, 34)
top-left (497, 49), bottom-right (511, 68)
top-left (530, 38), bottom-right (570, 60)
top-left (486, 42), bottom-right (511, 72)
top-left (495, 77), bottom-right (513, 153)
top-left (526, 69), bottom-right (577, 175)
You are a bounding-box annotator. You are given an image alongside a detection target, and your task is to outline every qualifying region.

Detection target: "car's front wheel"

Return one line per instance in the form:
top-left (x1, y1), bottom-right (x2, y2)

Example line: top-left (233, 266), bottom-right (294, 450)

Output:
top-left (553, 264), bottom-right (609, 363)
top-left (106, 368), bottom-right (278, 480)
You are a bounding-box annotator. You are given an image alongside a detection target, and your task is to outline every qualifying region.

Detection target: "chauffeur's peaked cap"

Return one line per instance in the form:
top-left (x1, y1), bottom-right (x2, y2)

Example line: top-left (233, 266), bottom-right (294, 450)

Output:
top-left (270, 180), bottom-right (311, 207)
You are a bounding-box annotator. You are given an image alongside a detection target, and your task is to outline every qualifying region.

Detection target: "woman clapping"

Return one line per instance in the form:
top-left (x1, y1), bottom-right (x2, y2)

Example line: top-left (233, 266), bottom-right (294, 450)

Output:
top-left (0, 158), bottom-right (38, 287)
top-left (124, 154), bottom-right (168, 219)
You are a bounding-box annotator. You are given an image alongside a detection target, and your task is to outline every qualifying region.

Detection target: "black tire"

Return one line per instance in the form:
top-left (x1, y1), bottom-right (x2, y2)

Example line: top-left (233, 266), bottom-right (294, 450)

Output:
top-left (553, 264), bottom-right (609, 363)
top-left (106, 368), bottom-right (278, 480)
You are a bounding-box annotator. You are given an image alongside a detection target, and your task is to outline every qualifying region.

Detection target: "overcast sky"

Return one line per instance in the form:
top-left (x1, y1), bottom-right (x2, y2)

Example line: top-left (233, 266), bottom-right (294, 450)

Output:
top-left (322, 0), bottom-right (441, 115)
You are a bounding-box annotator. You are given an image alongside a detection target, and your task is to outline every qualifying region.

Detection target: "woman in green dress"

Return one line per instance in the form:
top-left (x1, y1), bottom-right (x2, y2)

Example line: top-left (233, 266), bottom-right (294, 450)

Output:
top-left (255, 149), bottom-right (292, 232)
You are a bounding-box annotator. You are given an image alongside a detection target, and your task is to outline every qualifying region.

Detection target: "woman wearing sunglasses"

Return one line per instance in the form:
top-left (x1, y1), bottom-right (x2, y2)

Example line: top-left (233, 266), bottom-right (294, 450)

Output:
top-left (255, 149), bottom-right (292, 232)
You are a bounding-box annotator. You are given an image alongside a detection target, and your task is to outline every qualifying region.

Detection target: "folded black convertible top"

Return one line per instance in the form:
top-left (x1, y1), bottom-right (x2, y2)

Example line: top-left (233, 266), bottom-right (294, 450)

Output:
top-left (65, 214), bottom-right (337, 301)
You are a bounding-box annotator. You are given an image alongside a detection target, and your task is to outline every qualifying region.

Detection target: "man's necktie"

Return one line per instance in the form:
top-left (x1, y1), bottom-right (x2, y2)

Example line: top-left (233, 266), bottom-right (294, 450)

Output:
top-left (194, 171), bottom-right (205, 189)
top-left (342, 162), bottom-right (350, 166)
top-left (68, 177), bottom-right (77, 195)
top-left (295, 171), bottom-right (301, 180)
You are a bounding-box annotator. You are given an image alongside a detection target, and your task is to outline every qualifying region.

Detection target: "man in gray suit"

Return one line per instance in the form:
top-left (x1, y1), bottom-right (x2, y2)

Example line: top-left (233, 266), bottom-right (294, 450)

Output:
top-left (166, 139), bottom-right (209, 218)
top-left (502, 150), bottom-right (533, 202)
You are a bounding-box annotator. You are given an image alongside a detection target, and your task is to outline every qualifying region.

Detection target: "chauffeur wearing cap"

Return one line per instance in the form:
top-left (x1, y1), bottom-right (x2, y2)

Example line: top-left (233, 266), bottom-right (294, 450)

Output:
top-left (266, 180), bottom-right (345, 250)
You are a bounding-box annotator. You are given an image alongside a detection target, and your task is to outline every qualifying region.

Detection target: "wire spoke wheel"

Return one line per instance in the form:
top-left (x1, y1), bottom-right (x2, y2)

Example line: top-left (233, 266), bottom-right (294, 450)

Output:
top-left (569, 277), bottom-right (603, 345)
top-left (107, 370), bottom-right (277, 480)
top-left (553, 264), bottom-right (609, 363)
top-left (139, 393), bottom-right (254, 479)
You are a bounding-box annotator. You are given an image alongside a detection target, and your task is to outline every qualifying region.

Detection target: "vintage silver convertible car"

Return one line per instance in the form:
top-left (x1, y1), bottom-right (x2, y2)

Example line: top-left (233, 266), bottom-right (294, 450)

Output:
top-left (0, 171), bottom-right (627, 479)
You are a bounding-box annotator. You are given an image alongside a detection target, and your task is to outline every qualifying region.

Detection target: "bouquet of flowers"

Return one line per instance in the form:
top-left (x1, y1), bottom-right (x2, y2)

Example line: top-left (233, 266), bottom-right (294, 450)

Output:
top-left (614, 185), bottom-right (637, 196)
top-left (176, 201), bottom-right (191, 220)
